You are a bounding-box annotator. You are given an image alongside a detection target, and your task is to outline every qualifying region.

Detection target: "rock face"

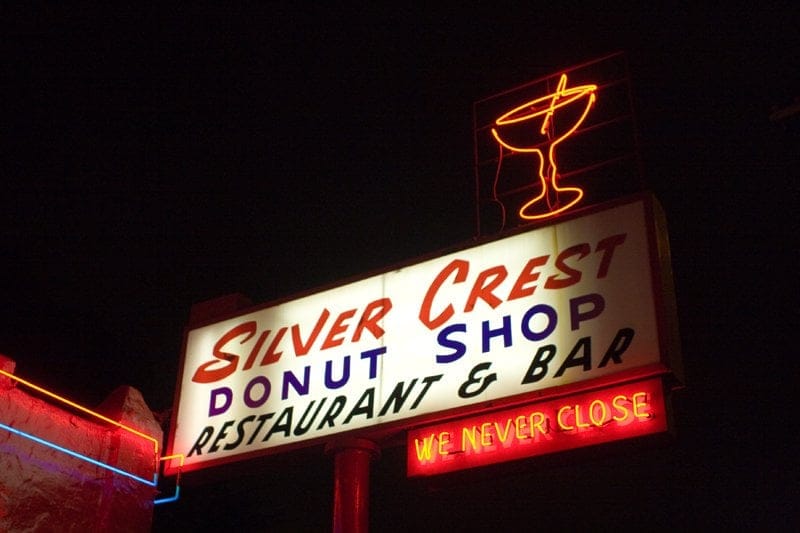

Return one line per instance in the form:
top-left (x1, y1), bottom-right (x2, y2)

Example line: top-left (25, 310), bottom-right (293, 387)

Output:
top-left (0, 355), bottom-right (163, 532)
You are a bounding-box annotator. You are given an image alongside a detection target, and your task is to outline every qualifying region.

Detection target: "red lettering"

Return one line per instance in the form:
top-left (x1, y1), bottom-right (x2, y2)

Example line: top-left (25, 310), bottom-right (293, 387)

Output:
top-left (352, 298), bottom-right (392, 342)
top-left (321, 309), bottom-right (357, 350)
top-left (595, 233), bottom-right (627, 278)
top-left (260, 327), bottom-right (287, 365)
top-left (291, 309), bottom-right (330, 356)
top-left (464, 265), bottom-right (507, 312)
top-left (192, 321), bottom-right (255, 384)
top-left (507, 255), bottom-right (549, 301)
top-left (544, 243), bottom-right (591, 289)
top-left (419, 259), bottom-right (469, 330)
top-left (193, 299), bottom-right (397, 383)
top-left (243, 330), bottom-right (269, 371)
top-left (417, 235), bottom-right (625, 330)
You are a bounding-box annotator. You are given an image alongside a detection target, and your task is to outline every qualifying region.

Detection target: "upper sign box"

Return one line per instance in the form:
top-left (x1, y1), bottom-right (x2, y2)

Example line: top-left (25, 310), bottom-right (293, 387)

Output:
top-left (166, 194), bottom-right (679, 474)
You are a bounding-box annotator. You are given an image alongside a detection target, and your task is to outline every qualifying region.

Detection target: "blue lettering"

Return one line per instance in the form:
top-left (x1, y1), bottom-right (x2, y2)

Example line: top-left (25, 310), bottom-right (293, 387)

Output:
top-left (521, 304), bottom-right (558, 341)
top-left (209, 386), bottom-right (233, 416)
top-left (436, 323), bottom-right (467, 363)
top-left (569, 293), bottom-right (605, 330)
top-left (482, 315), bottom-right (512, 353)
top-left (360, 347), bottom-right (387, 379)
top-left (325, 355), bottom-right (351, 389)
top-left (244, 377), bottom-right (271, 408)
top-left (281, 367), bottom-right (310, 399)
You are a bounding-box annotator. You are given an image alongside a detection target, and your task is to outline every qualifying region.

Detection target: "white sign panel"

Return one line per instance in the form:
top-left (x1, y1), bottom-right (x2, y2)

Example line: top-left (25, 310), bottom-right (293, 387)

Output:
top-left (168, 197), bottom-right (668, 472)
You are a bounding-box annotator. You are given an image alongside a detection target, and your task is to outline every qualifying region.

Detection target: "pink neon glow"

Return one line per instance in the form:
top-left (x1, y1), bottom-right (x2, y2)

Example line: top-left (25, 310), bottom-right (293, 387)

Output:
top-left (0, 368), bottom-right (184, 488)
top-left (407, 377), bottom-right (667, 477)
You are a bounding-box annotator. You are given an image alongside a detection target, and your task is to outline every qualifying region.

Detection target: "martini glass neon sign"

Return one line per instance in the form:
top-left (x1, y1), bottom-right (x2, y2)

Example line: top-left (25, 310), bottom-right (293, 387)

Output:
top-left (491, 73), bottom-right (598, 221)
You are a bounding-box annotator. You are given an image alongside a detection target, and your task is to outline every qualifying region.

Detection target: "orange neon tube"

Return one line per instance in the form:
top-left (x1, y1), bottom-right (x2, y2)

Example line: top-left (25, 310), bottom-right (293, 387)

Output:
top-left (0, 369), bottom-right (160, 463)
top-left (491, 73), bottom-right (597, 221)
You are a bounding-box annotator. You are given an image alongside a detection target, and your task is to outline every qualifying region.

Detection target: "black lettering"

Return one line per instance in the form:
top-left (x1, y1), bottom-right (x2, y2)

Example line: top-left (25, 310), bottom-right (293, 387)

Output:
top-left (294, 398), bottom-right (327, 436)
top-left (224, 415), bottom-right (256, 451)
top-left (599, 327), bottom-right (635, 367)
top-left (554, 337), bottom-right (592, 377)
top-left (410, 374), bottom-right (444, 409)
top-left (343, 388), bottom-right (375, 425)
top-left (264, 407), bottom-right (293, 441)
top-left (378, 379), bottom-right (417, 416)
top-left (247, 413), bottom-right (274, 445)
top-left (209, 420), bottom-right (235, 452)
top-left (458, 363), bottom-right (497, 398)
top-left (187, 426), bottom-right (214, 457)
top-left (521, 344), bottom-right (557, 384)
top-left (317, 395), bottom-right (347, 430)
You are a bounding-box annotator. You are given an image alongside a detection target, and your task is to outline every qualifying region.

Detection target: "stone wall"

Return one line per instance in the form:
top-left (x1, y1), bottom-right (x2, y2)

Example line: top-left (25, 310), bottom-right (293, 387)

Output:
top-left (0, 355), bottom-right (163, 532)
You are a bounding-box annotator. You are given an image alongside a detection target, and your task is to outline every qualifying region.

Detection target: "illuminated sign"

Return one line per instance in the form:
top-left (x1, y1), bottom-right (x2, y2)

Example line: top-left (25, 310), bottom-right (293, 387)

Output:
top-left (473, 53), bottom-right (642, 235)
top-left (407, 377), bottom-right (668, 476)
top-left (166, 195), bottom-right (676, 474)
top-left (0, 368), bottom-right (182, 504)
top-left (491, 73), bottom-right (597, 221)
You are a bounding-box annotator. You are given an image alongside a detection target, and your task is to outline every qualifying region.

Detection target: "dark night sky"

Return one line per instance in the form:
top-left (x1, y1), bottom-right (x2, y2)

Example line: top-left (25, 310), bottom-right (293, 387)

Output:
top-left (2, 5), bottom-right (797, 531)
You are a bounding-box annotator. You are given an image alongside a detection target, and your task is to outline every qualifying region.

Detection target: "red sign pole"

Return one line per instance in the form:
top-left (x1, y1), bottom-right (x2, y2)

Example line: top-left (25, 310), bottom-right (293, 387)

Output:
top-left (325, 438), bottom-right (380, 533)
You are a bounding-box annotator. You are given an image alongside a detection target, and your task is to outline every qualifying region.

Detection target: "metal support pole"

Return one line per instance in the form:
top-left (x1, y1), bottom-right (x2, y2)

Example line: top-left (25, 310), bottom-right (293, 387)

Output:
top-left (325, 438), bottom-right (380, 533)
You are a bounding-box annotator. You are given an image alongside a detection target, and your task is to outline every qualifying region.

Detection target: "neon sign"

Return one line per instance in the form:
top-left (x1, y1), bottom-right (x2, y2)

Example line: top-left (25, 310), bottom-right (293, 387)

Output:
top-left (407, 377), bottom-right (668, 476)
top-left (0, 368), bottom-right (183, 504)
top-left (168, 195), bottom-right (677, 474)
top-left (491, 73), bottom-right (597, 221)
top-left (0, 421), bottom-right (158, 486)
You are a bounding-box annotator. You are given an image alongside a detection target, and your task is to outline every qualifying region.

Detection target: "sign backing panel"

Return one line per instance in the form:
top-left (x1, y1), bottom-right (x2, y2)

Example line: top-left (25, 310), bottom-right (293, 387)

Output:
top-left (166, 194), bottom-right (675, 474)
top-left (407, 377), bottom-right (669, 476)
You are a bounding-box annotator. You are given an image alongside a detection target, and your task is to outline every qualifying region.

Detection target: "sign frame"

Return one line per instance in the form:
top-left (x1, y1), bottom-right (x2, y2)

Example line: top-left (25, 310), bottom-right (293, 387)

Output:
top-left (165, 192), bottom-right (681, 475)
top-left (406, 376), bottom-right (672, 477)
